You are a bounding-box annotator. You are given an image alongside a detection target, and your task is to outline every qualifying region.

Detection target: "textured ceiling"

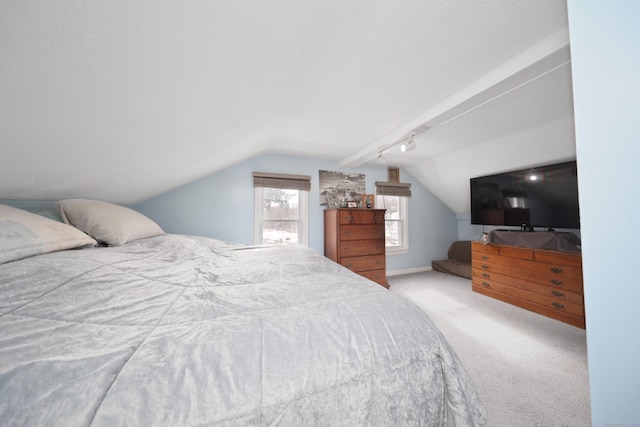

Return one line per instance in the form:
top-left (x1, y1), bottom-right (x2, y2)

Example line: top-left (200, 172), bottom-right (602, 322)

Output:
top-left (0, 1), bottom-right (571, 209)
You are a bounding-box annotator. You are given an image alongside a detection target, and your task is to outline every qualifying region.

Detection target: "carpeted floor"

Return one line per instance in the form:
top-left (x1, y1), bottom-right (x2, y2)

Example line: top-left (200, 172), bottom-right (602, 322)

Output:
top-left (389, 271), bottom-right (591, 427)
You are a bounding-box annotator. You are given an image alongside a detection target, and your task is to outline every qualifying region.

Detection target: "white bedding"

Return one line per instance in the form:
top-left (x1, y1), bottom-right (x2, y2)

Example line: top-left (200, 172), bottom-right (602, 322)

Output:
top-left (0, 234), bottom-right (486, 426)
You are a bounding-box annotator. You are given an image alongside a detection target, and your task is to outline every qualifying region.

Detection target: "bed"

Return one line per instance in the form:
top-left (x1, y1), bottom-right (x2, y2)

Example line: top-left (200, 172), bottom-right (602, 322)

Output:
top-left (0, 201), bottom-right (486, 426)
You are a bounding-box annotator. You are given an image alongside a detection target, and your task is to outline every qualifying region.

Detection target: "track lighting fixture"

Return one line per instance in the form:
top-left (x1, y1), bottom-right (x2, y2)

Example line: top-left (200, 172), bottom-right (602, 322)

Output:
top-left (377, 153), bottom-right (385, 163)
top-left (343, 125), bottom-right (429, 168)
top-left (400, 137), bottom-right (416, 152)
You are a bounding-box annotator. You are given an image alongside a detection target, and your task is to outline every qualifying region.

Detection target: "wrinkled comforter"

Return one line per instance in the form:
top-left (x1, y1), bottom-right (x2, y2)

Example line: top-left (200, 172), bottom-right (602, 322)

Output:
top-left (0, 234), bottom-right (486, 426)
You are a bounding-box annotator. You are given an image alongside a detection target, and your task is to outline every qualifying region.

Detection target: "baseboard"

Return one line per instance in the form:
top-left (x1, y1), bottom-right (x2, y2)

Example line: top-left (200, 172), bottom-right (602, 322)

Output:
top-left (387, 266), bottom-right (432, 277)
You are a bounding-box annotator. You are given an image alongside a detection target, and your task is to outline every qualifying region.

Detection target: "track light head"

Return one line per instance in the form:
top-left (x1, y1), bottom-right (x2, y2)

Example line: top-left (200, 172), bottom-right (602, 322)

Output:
top-left (400, 137), bottom-right (416, 153)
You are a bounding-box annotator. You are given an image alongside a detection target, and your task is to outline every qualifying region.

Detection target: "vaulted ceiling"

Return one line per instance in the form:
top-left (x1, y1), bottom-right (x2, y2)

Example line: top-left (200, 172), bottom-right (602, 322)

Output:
top-left (0, 1), bottom-right (575, 214)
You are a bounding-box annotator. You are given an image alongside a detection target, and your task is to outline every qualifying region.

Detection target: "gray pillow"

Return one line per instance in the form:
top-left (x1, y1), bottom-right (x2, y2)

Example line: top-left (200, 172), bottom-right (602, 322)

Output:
top-left (57, 199), bottom-right (164, 246)
top-left (0, 204), bottom-right (97, 264)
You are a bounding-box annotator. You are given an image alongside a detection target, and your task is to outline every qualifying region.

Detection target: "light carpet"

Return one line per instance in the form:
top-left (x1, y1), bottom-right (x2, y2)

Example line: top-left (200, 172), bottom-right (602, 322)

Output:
top-left (389, 271), bottom-right (591, 427)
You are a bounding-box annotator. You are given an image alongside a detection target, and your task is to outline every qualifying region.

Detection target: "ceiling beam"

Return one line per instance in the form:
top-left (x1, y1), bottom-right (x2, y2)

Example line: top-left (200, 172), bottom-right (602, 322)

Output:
top-left (340, 26), bottom-right (571, 168)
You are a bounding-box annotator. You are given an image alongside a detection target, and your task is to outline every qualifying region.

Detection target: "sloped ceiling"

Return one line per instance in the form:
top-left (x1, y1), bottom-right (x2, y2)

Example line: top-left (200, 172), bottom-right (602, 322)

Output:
top-left (0, 1), bottom-right (573, 214)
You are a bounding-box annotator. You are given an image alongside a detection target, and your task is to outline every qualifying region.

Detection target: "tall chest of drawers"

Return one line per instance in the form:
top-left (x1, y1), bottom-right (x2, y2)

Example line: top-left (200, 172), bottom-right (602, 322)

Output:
top-left (471, 240), bottom-right (585, 328)
top-left (324, 208), bottom-right (388, 288)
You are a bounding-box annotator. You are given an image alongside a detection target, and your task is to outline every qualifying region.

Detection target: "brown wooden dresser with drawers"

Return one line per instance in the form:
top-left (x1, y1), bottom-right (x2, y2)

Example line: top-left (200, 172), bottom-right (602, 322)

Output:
top-left (324, 208), bottom-right (388, 288)
top-left (471, 240), bottom-right (585, 328)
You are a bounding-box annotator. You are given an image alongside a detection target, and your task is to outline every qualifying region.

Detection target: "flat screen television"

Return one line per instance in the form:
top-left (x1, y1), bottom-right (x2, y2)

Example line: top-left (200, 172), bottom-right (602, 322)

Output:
top-left (470, 161), bottom-right (580, 230)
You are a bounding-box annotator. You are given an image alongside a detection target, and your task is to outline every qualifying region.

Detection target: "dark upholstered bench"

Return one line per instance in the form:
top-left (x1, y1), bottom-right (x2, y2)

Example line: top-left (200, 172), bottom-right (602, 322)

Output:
top-left (431, 240), bottom-right (472, 279)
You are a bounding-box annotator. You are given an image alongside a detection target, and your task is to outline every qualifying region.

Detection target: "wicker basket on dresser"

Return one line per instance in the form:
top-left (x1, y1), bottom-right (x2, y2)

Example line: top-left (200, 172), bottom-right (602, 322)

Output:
top-left (324, 208), bottom-right (388, 288)
top-left (471, 240), bottom-right (585, 328)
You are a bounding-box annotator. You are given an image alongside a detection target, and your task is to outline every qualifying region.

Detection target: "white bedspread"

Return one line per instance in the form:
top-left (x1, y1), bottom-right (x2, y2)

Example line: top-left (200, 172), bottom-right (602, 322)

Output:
top-left (0, 234), bottom-right (486, 426)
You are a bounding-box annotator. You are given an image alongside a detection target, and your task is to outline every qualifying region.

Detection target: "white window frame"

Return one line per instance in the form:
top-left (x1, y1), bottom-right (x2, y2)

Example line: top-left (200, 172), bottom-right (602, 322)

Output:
top-left (254, 187), bottom-right (309, 246)
top-left (376, 194), bottom-right (409, 255)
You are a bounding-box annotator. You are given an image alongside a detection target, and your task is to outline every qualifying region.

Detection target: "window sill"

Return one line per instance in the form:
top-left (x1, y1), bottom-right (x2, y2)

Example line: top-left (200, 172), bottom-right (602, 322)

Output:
top-left (386, 247), bottom-right (408, 256)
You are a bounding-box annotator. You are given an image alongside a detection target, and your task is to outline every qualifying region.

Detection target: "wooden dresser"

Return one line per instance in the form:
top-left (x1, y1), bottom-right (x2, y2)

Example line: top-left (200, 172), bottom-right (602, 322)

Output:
top-left (324, 208), bottom-right (388, 288)
top-left (471, 240), bottom-right (585, 328)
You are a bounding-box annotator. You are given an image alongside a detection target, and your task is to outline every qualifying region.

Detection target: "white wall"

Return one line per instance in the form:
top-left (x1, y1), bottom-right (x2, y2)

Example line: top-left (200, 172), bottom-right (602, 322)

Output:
top-left (409, 115), bottom-right (578, 217)
top-left (133, 153), bottom-right (458, 273)
top-left (568, 1), bottom-right (640, 425)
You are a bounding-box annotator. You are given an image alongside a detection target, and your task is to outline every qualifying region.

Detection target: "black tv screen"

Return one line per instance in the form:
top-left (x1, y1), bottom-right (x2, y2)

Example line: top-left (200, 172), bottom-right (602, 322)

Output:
top-left (470, 161), bottom-right (580, 230)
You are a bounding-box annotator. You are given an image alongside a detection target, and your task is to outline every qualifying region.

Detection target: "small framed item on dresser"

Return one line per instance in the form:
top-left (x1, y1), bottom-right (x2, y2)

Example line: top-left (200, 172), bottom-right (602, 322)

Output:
top-left (361, 194), bottom-right (374, 209)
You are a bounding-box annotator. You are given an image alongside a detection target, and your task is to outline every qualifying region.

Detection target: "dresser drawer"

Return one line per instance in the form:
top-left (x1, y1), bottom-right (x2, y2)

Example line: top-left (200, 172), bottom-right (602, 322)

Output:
top-left (340, 239), bottom-right (385, 257)
top-left (534, 251), bottom-right (582, 269)
top-left (472, 269), bottom-right (584, 304)
top-left (471, 241), bottom-right (500, 255)
top-left (499, 246), bottom-right (533, 260)
top-left (339, 210), bottom-right (385, 225)
top-left (472, 260), bottom-right (583, 292)
top-left (358, 269), bottom-right (387, 285)
top-left (472, 251), bottom-right (532, 265)
top-left (472, 277), bottom-right (584, 318)
top-left (473, 285), bottom-right (585, 328)
top-left (472, 251), bottom-right (501, 263)
top-left (473, 256), bottom-right (582, 280)
top-left (472, 243), bottom-right (581, 277)
top-left (473, 247), bottom-right (533, 263)
top-left (341, 255), bottom-right (385, 272)
top-left (340, 224), bottom-right (385, 240)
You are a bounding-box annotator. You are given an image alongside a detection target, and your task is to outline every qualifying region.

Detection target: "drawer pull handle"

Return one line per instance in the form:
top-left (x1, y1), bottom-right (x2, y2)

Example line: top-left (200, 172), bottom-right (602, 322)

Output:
top-left (481, 255), bottom-right (489, 260)
top-left (552, 291), bottom-right (565, 298)
top-left (482, 273), bottom-right (490, 278)
top-left (550, 279), bottom-right (563, 286)
top-left (481, 264), bottom-right (490, 270)
top-left (345, 231), bottom-right (352, 236)
top-left (346, 263), bottom-right (353, 268)
top-left (481, 281), bottom-right (491, 288)
top-left (550, 267), bottom-right (563, 274)
top-left (552, 302), bottom-right (565, 310)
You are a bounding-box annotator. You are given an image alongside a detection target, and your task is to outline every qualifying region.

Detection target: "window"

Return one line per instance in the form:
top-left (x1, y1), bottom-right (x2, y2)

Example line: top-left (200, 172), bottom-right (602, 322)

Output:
top-left (376, 194), bottom-right (408, 254)
top-left (253, 172), bottom-right (310, 246)
top-left (375, 180), bottom-right (411, 255)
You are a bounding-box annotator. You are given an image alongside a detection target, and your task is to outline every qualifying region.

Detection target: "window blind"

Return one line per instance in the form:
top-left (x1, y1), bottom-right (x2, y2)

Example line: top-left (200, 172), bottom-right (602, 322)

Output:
top-left (375, 181), bottom-right (412, 197)
top-left (253, 172), bottom-right (311, 191)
